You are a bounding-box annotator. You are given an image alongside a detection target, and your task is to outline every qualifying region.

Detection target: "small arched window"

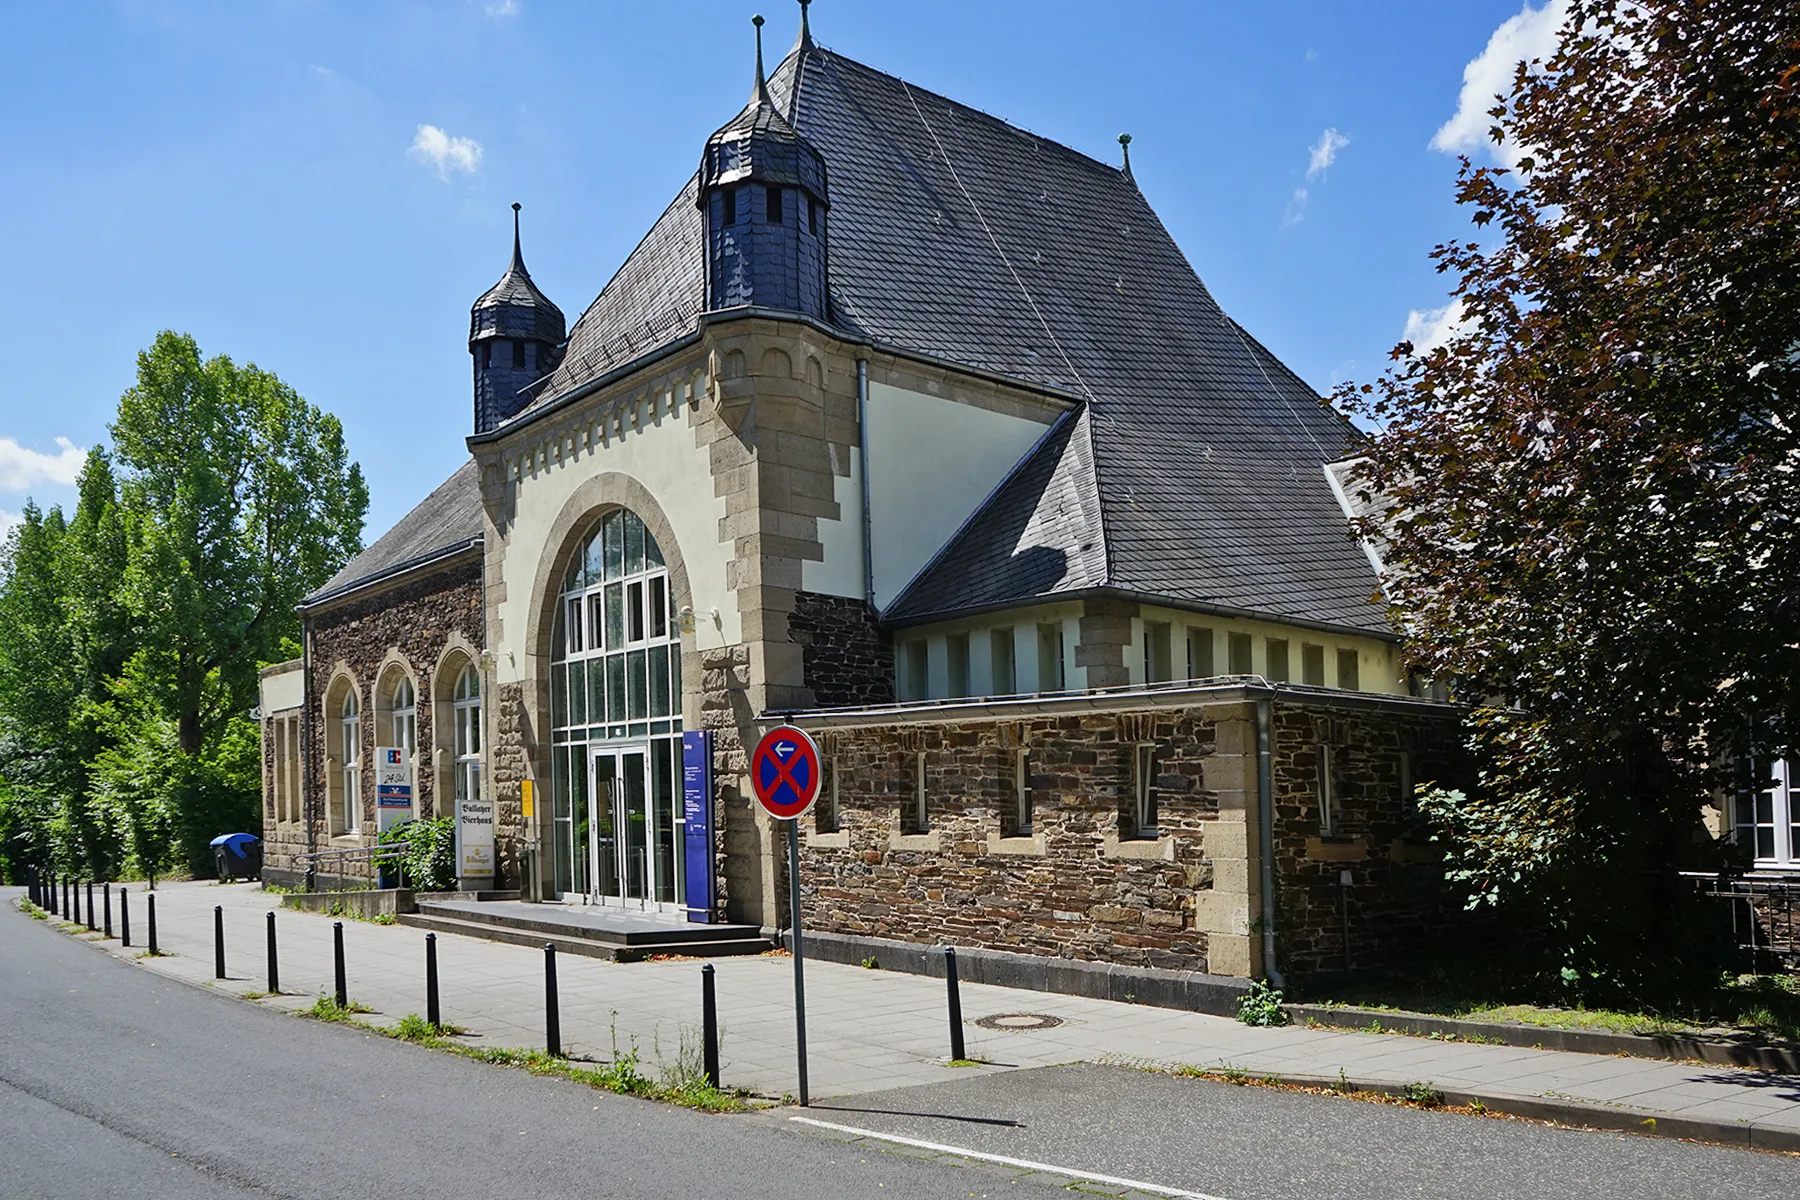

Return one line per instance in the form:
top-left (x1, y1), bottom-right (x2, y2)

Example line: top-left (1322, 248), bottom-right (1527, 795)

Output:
top-left (390, 676), bottom-right (416, 757)
top-left (339, 690), bottom-right (361, 835)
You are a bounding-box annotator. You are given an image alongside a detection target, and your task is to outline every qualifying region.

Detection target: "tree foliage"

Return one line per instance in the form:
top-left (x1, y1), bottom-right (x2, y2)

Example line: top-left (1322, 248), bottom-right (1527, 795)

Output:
top-left (0, 332), bottom-right (366, 879)
top-left (1345, 1), bottom-right (1800, 991)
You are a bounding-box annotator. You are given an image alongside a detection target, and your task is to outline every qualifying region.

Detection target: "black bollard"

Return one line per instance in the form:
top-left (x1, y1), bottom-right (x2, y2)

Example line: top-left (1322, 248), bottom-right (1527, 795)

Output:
top-left (120, 888), bottom-right (131, 947)
top-left (85, 881), bottom-right (95, 931)
top-left (104, 884), bottom-right (113, 938)
top-left (544, 943), bottom-right (561, 1057)
top-left (333, 922), bottom-right (347, 1008)
top-left (702, 963), bottom-right (720, 1089)
top-left (214, 905), bottom-right (226, 979)
top-left (27, 869), bottom-right (37, 908)
top-left (425, 933), bottom-right (440, 1030)
top-left (266, 911), bottom-right (280, 995)
top-left (944, 946), bottom-right (966, 1063)
top-left (147, 893), bottom-right (158, 954)
top-left (64, 876), bottom-right (72, 920)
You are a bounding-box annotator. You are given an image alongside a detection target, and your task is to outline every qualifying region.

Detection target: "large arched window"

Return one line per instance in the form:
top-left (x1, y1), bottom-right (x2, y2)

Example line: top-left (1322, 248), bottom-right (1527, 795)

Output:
top-left (453, 663), bottom-right (482, 817)
top-left (549, 509), bottom-right (684, 909)
top-left (339, 690), bottom-right (361, 835)
top-left (390, 676), bottom-right (417, 757)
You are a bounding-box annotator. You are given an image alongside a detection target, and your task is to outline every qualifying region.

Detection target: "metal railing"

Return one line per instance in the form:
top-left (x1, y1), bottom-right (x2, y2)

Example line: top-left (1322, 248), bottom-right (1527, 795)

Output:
top-left (1682, 871), bottom-right (1800, 972)
top-left (294, 842), bottom-right (411, 893)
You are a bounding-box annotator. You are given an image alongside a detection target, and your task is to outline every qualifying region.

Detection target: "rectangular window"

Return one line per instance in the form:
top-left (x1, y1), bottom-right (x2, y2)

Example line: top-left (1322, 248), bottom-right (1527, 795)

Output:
top-left (1399, 750), bottom-right (1416, 817)
top-left (766, 185), bottom-right (783, 224)
top-left (512, 339), bottom-right (527, 369)
top-left (946, 633), bottom-right (970, 698)
top-left (1011, 747), bottom-right (1032, 836)
top-left (815, 756), bottom-right (840, 834)
top-left (901, 641), bottom-right (929, 702)
top-left (1131, 743), bottom-right (1158, 838)
top-left (1037, 623), bottom-right (1065, 691)
top-left (1227, 631), bottom-right (1253, 675)
top-left (807, 195), bottom-right (818, 235)
top-left (1186, 627), bottom-right (1214, 679)
top-left (1317, 744), bottom-right (1337, 835)
top-left (902, 751), bottom-right (929, 834)
top-left (1337, 648), bottom-right (1361, 691)
top-left (1143, 621), bottom-right (1173, 684)
top-left (990, 627), bottom-right (1016, 695)
top-left (722, 186), bottom-right (737, 225)
top-left (627, 580), bottom-right (646, 644)
top-left (1302, 643), bottom-right (1326, 686)
top-left (1267, 638), bottom-right (1290, 683)
top-left (1735, 757), bottom-right (1800, 866)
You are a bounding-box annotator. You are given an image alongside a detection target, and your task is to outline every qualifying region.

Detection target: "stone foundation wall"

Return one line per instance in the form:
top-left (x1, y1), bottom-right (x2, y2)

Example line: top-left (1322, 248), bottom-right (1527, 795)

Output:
top-left (798, 710), bottom-right (1223, 973)
top-left (284, 556), bottom-right (485, 882)
top-left (788, 591), bottom-right (894, 709)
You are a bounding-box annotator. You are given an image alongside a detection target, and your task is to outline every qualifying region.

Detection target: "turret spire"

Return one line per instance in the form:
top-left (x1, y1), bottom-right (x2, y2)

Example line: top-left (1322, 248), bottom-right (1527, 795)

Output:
top-left (1119, 133), bottom-right (1134, 183)
top-left (751, 14), bottom-right (771, 108)
top-left (510, 201), bottom-right (524, 272)
top-left (795, 0), bottom-right (813, 51)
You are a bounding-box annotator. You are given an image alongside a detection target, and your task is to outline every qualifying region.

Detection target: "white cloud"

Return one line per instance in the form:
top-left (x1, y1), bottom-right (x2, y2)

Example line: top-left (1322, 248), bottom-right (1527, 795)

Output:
top-left (1432, 0), bottom-right (1569, 170)
top-left (0, 509), bottom-right (20, 541)
top-left (483, 0), bottom-right (518, 15)
top-left (0, 436), bottom-right (86, 491)
top-left (1306, 128), bottom-right (1349, 180)
top-left (409, 124), bottom-right (483, 179)
top-left (1402, 298), bottom-right (1470, 355)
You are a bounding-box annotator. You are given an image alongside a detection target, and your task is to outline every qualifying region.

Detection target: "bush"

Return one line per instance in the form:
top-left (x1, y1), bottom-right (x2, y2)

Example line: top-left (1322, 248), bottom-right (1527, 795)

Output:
top-left (380, 816), bottom-right (456, 892)
top-left (1238, 978), bottom-right (1290, 1027)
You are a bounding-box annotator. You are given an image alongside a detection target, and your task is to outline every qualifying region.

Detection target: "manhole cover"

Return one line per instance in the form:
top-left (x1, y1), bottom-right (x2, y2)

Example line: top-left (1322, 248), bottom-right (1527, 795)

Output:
top-left (973, 1012), bottom-right (1064, 1031)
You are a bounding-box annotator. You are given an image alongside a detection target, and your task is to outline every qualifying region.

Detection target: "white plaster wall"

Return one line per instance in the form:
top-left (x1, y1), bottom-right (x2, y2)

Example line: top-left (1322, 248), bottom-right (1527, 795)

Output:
top-left (864, 380), bottom-right (1049, 609)
top-left (260, 665), bottom-right (304, 713)
top-left (1132, 603), bottom-right (1405, 695)
top-left (494, 400), bottom-right (734, 688)
top-left (892, 602), bottom-right (1086, 700)
top-left (801, 454), bottom-right (864, 599)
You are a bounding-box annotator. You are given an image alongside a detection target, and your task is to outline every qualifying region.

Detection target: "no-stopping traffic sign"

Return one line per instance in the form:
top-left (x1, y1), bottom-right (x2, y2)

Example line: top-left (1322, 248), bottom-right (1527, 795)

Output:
top-left (750, 725), bottom-right (821, 820)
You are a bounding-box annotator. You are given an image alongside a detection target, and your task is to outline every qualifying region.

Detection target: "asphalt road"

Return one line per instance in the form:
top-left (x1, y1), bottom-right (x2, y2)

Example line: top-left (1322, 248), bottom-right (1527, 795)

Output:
top-left (6, 892), bottom-right (1800, 1200)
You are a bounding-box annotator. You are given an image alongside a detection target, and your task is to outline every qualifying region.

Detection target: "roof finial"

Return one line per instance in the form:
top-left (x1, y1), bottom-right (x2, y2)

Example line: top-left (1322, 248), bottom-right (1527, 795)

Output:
top-left (751, 14), bottom-right (772, 107)
top-left (510, 201), bottom-right (525, 272)
top-left (1119, 134), bottom-right (1134, 183)
top-left (795, 0), bottom-right (813, 51)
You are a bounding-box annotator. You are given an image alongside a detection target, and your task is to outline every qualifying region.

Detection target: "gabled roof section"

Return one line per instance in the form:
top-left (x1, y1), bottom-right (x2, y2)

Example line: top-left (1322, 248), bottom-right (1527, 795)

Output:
top-left (302, 459), bottom-right (483, 608)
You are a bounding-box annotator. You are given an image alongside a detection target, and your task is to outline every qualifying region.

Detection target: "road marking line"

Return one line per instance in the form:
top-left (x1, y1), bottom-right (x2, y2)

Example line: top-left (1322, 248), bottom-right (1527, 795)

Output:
top-left (788, 1116), bottom-right (1233, 1200)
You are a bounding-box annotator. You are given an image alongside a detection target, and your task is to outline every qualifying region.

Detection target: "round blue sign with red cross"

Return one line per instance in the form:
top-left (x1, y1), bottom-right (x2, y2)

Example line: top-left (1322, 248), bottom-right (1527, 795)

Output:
top-left (750, 725), bottom-right (822, 820)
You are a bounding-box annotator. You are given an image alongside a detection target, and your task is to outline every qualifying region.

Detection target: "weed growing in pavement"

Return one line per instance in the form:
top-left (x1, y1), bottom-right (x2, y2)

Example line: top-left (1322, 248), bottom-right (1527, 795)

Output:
top-left (945, 1059), bottom-right (989, 1068)
top-left (304, 994), bottom-right (374, 1021)
top-left (1218, 1065), bottom-right (1252, 1085)
top-left (395, 1013), bottom-right (468, 1039)
top-left (1336, 1067), bottom-right (1351, 1093)
top-left (860, 956), bottom-right (879, 969)
top-left (135, 948), bottom-right (171, 958)
top-left (16, 899), bottom-right (47, 921)
top-left (655, 1021), bottom-right (728, 1091)
top-left (1400, 1080), bottom-right (1444, 1108)
top-left (1237, 979), bottom-right (1290, 1027)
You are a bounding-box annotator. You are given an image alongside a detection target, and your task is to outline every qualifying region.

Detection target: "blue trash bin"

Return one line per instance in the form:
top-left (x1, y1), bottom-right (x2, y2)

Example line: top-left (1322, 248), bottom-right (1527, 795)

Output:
top-left (210, 833), bottom-right (262, 882)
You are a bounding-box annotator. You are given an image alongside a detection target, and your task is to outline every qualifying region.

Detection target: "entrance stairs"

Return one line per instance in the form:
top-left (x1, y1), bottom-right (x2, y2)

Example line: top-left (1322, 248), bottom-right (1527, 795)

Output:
top-left (397, 898), bottom-right (773, 963)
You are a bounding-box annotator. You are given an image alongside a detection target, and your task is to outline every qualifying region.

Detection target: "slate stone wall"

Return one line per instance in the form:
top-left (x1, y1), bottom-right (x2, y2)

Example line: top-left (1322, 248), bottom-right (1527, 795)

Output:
top-left (286, 557), bottom-right (485, 882)
top-left (788, 591), bottom-right (894, 709)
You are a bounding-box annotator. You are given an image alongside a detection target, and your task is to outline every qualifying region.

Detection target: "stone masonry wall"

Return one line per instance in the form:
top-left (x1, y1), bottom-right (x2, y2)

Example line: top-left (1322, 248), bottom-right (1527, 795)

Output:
top-left (799, 710), bottom-right (1222, 972)
top-left (292, 558), bottom-right (485, 882)
top-left (787, 590), bottom-right (894, 709)
top-left (1268, 701), bottom-right (1462, 978)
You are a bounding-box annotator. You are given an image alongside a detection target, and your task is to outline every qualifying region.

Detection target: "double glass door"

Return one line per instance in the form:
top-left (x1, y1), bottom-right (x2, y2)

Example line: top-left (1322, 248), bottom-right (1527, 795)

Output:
top-left (583, 743), bottom-right (681, 911)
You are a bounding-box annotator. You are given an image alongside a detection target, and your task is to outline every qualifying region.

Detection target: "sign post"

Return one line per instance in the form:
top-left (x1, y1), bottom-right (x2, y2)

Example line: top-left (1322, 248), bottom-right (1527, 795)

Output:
top-left (749, 724), bottom-right (821, 1107)
top-left (375, 748), bottom-right (413, 834)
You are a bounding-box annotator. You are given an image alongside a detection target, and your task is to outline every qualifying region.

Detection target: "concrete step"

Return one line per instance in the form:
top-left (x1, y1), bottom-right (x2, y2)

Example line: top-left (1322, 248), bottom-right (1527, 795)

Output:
top-left (395, 912), bottom-right (774, 964)
top-left (412, 900), bottom-right (767, 948)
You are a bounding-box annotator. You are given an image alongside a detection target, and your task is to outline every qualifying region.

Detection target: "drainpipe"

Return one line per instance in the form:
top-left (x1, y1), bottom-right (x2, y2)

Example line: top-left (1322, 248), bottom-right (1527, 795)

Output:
top-left (856, 358), bottom-right (874, 609)
top-left (1256, 696), bottom-right (1283, 988)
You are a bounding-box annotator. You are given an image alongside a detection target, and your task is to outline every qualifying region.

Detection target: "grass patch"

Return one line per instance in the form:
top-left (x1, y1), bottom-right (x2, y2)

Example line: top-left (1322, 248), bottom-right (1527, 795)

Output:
top-left (15, 899), bottom-right (48, 921)
top-left (945, 1058), bottom-right (989, 1068)
top-left (303, 994), bottom-right (375, 1021)
top-left (135, 948), bottom-right (172, 958)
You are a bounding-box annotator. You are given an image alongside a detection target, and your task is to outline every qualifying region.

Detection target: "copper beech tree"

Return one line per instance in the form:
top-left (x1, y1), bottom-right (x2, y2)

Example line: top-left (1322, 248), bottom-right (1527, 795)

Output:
top-left (1344, 1), bottom-right (1800, 989)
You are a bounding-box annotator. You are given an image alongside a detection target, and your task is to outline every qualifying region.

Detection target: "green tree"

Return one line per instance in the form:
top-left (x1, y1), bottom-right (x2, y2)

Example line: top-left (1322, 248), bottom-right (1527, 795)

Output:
top-left (1345, 1), bottom-right (1800, 994)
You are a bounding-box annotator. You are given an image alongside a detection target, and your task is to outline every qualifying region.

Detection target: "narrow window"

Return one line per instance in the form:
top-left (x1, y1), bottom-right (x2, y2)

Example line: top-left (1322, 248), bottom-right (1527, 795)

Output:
top-left (946, 633), bottom-right (970, 698)
top-left (807, 195), bottom-right (818, 235)
top-left (1227, 631), bottom-right (1253, 675)
top-left (1302, 643), bottom-right (1326, 686)
top-left (1317, 744), bottom-right (1336, 835)
top-left (766, 185), bottom-right (783, 224)
top-left (391, 677), bottom-right (417, 759)
top-left (815, 756), bottom-right (840, 834)
top-left (512, 339), bottom-right (527, 369)
top-left (1131, 743), bottom-right (1158, 838)
top-left (1337, 648), bottom-right (1361, 691)
top-left (722, 186), bottom-right (737, 225)
top-left (1013, 747), bottom-right (1032, 836)
top-left (901, 641), bottom-right (929, 702)
top-left (482, 342), bottom-right (492, 368)
top-left (1267, 638), bottom-right (1291, 683)
top-left (1186, 627), bottom-right (1214, 679)
top-left (990, 627), bottom-right (1016, 695)
top-left (1399, 750), bottom-right (1416, 818)
top-left (901, 750), bottom-right (929, 834)
top-left (1143, 621), bottom-right (1172, 684)
top-left (339, 690), bottom-right (361, 835)
top-left (1037, 623), bottom-right (1065, 692)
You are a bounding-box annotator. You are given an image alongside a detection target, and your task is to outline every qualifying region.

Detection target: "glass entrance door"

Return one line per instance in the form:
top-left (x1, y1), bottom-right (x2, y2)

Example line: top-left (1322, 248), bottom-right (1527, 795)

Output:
top-left (588, 746), bottom-right (663, 910)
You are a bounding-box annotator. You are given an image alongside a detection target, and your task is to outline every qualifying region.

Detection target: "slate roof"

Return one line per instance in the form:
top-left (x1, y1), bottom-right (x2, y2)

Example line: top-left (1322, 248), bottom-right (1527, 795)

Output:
top-left (301, 459), bottom-right (484, 608)
top-left (471, 226), bottom-right (566, 347)
top-left (502, 33), bottom-right (1388, 636)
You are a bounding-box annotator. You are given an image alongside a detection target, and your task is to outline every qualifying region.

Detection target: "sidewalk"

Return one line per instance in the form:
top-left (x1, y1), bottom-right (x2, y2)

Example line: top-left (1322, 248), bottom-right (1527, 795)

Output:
top-left (38, 880), bottom-right (1800, 1147)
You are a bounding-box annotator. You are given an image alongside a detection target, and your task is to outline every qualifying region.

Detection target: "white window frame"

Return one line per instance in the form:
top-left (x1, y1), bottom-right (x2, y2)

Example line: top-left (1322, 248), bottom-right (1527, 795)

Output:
top-left (1131, 742), bottom-right (1157, 838)
top-left (1317, 744), bottom-right (1336, 836)
top-left (391, 676), bottom-right (417, 758)
top-left (1014, 746), bottom-right (1032, 836)
top-left (339, 691), bottom-right (361, 835)
top-left (453, 663), bottom-right (482, 816)
top-left (1736, 757), bottom-right (1800, 869)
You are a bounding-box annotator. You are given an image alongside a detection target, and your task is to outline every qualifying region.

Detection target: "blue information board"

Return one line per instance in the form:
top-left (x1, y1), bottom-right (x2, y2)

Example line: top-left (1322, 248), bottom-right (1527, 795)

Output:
top-left (681, 731), bottom-right (716, 924)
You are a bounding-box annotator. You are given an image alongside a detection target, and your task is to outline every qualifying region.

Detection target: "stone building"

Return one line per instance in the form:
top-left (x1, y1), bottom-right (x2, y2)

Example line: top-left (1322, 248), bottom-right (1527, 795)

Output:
top-left (259, 6), bottom-right (1461, 988)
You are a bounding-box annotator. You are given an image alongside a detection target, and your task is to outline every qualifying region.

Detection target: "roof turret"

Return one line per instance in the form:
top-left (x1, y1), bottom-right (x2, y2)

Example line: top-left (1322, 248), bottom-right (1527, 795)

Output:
top-left (699, 14), bottom-right (828, 200)
top-left (470, 202), bottom-right (566, 347)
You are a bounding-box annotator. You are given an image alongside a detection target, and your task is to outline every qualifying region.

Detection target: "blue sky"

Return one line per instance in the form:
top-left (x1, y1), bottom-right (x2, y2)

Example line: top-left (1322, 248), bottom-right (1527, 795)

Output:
top-left (0, 0), bottom-right (1564, 541)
